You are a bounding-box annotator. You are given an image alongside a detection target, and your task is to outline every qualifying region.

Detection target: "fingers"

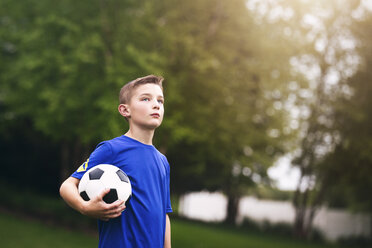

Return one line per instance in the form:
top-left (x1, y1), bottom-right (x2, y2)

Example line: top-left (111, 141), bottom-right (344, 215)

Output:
top-left (100, 205), bottom-right (126, 221)
top-left (111, 199), bottom-right (125, 209)
top-left (99, 199), bottom-right (126, 220)
top-left (88, 189), bottom-right (127, 220)
top-left (105, 201), bottom-right (126, 214)
top-left (96, 189), bottom-right (125, 207)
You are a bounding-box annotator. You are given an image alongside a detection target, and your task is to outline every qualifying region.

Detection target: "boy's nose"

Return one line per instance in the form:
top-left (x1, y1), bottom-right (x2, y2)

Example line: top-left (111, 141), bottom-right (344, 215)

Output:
top-left (153, 100), bottom-right (160, 109)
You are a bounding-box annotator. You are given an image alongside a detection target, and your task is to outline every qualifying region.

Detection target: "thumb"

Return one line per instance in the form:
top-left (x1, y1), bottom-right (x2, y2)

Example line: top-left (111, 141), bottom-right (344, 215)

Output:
top-left (96, 188), bottom-right (110, 201)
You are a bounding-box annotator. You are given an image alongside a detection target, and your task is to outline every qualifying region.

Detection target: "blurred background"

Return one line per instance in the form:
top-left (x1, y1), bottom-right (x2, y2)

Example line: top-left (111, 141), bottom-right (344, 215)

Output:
top-left (1, 0), bottom-right (372, 247)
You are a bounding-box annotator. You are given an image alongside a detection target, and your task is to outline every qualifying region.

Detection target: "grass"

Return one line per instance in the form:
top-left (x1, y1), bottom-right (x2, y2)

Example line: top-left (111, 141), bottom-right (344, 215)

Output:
top-left (0, 211), bottom-right (97, 248)
top-left (172, 218), bottom-right (337, 248)
top-left (0, 211), bottom-right (339, 248)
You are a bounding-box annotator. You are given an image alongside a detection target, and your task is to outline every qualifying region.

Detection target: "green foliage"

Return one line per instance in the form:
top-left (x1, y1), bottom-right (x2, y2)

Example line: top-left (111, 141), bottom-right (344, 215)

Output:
top-left (1, 0), bottom-right (123, 143)
top-left (1, 0), bottom-right (294, 198)
top-left (247, 0), bottom-right (372, 238)
top-left (155, 0), bottom-right (295, 195)
top-left (337, 236), bottom-right (372, 248)
top-left (319, 13), bottom-right (372, 213)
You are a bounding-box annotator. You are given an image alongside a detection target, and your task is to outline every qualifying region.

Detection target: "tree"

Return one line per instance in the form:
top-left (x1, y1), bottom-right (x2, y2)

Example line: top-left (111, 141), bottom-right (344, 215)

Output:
top-left (156, 0), bottom-right (296, 224)
top-left (1, 0), bottom-right (294, 225)
top-left (318, 10), bottom-right (372, 237)
top-left (258, 0), bottom-right (366, 239)
top-left (0, 0), bottom-right (166, 182)
top-left (246, 0), bottom-right (371, 239)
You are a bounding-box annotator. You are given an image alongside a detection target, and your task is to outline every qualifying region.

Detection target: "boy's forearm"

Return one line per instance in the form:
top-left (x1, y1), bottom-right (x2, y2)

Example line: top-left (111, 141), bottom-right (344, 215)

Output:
top-left (164, 214), bottom-right (171, 248)
top-left (59, 177), bottom-right (86, 214)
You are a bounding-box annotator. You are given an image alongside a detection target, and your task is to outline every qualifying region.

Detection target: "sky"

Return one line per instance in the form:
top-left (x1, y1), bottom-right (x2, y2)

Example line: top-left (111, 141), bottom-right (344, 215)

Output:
top-left (363, 0), bottom-right (372, 11)
top-left (268, 155), bottom-right (300, 191)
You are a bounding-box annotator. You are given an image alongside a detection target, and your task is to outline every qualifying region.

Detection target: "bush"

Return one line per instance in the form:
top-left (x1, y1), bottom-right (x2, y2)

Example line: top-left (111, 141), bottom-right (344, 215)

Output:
top-left (337, 236), bottom-right (372, 248)
top-left (239, 217), bottom-right (324, 242)
top-left (0, 182), bottom-right (96, 230)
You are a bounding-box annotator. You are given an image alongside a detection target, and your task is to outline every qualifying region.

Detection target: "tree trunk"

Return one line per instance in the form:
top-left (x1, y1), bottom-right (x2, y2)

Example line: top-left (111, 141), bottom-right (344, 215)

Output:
top-left (304, 182), bottom-right (326, 239)
top-left (293, 174), bottom-right (310, 239)
top-left (370, 213), bottom-right (372, 239)
top-left (225, 194), bottom-right (240, 225)
top-left (293, 179), bottom-right (326, 240)
top-left (293, 203), bottom-right (307, 238)
top-left (304, 207), bottom-right (317, 239)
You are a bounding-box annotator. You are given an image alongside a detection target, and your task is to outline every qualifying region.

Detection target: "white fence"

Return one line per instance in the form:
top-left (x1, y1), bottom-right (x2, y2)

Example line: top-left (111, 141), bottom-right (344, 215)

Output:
top-left (179, 191), bottom-right (371, 241)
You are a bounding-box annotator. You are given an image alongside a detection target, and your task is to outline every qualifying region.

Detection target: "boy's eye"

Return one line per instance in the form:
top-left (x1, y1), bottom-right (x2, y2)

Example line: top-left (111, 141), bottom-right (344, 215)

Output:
top-left (142, 98), bottom-right (150, 101)
top-left (158, 99), bottom-right (164, 104)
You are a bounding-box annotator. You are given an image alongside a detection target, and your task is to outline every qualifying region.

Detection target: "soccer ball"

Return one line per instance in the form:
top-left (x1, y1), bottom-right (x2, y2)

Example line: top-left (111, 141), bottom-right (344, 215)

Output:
top-left (78, 164), bottom-right (132, 204)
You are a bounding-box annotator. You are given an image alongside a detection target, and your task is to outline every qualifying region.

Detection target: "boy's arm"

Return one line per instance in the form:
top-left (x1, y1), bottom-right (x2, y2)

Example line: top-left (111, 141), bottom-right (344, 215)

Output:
top-left (164, 214), bottom-right (171, 248)
top-left (59, 177), bottom-right (126, 221)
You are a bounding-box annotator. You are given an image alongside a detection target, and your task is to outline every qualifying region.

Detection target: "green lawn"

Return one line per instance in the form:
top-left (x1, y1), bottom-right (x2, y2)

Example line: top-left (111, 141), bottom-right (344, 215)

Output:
top-left (172, 219), bottom-right (337, 248)
top-left (0, 212), bottom-right (97, 248)
top-left (0, 211), bottom-right (338, 248)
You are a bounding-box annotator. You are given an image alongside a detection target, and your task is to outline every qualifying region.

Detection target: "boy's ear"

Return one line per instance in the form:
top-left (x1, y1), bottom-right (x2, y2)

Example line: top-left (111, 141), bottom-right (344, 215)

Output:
top-left (118, 104), bottom-right (130, 118)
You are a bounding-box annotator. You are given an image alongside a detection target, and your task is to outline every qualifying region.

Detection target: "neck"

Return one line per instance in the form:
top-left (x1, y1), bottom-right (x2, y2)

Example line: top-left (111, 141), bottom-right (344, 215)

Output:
top-left (125, 127), bottom-right (155, 145)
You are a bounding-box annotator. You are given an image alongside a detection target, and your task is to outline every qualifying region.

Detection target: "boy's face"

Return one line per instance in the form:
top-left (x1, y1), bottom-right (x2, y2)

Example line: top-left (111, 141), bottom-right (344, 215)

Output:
top-left (123, 83), bottom-right (164, 130)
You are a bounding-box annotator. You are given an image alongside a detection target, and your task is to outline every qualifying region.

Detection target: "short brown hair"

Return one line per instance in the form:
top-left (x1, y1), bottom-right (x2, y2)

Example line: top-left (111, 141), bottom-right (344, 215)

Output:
top-left (119, 75), bottom-right (164, 104)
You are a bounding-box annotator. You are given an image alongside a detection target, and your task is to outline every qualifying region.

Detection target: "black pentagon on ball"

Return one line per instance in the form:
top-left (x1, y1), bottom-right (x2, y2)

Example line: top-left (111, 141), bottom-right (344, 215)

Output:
top-left (89, 167), bottom-right (104, 180)
top-left (103, 189), bottom-right (118, 204)
top-left (116, 170), bottom-right (129, 183)
top-left (80, 191), bottom-right (90, 201)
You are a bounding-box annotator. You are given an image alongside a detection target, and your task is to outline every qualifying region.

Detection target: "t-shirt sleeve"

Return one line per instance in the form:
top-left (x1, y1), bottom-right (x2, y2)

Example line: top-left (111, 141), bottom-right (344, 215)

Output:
top-left (71, 141), bottom-right (113, 180)
top-left (165, 160), bottom-right (173, 213)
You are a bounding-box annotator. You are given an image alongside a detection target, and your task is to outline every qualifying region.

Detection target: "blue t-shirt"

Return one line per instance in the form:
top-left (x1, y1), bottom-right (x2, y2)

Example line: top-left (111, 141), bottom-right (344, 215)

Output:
top-left (71, 135), bottom-right (172, 248)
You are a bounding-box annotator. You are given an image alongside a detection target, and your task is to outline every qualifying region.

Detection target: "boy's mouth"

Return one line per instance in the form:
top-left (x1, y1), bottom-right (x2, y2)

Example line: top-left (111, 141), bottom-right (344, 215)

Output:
top-left (151, 113), bottom-right (160, 118)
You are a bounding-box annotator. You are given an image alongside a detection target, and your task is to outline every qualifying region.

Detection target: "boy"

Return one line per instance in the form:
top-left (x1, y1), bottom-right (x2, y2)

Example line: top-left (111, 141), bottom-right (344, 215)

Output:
top-left (59, 75), bottom-right (172, 248)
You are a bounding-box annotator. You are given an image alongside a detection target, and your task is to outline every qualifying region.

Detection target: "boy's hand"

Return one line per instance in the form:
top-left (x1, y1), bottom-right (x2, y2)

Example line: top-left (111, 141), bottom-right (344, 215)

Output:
top-left (81, 188), bottom-right (126, 221)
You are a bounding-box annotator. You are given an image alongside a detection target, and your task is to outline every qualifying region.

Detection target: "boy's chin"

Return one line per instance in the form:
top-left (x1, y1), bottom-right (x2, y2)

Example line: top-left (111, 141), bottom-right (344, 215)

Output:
top-left (143, 121), bottom-right (163, 130)
top-left (130, 119), bottom-right (163, 130)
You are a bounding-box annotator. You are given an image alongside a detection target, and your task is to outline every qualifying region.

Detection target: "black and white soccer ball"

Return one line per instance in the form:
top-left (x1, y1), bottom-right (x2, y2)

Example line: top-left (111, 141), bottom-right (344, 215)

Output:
top-left (78, 164), bottom-right (132, 204)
